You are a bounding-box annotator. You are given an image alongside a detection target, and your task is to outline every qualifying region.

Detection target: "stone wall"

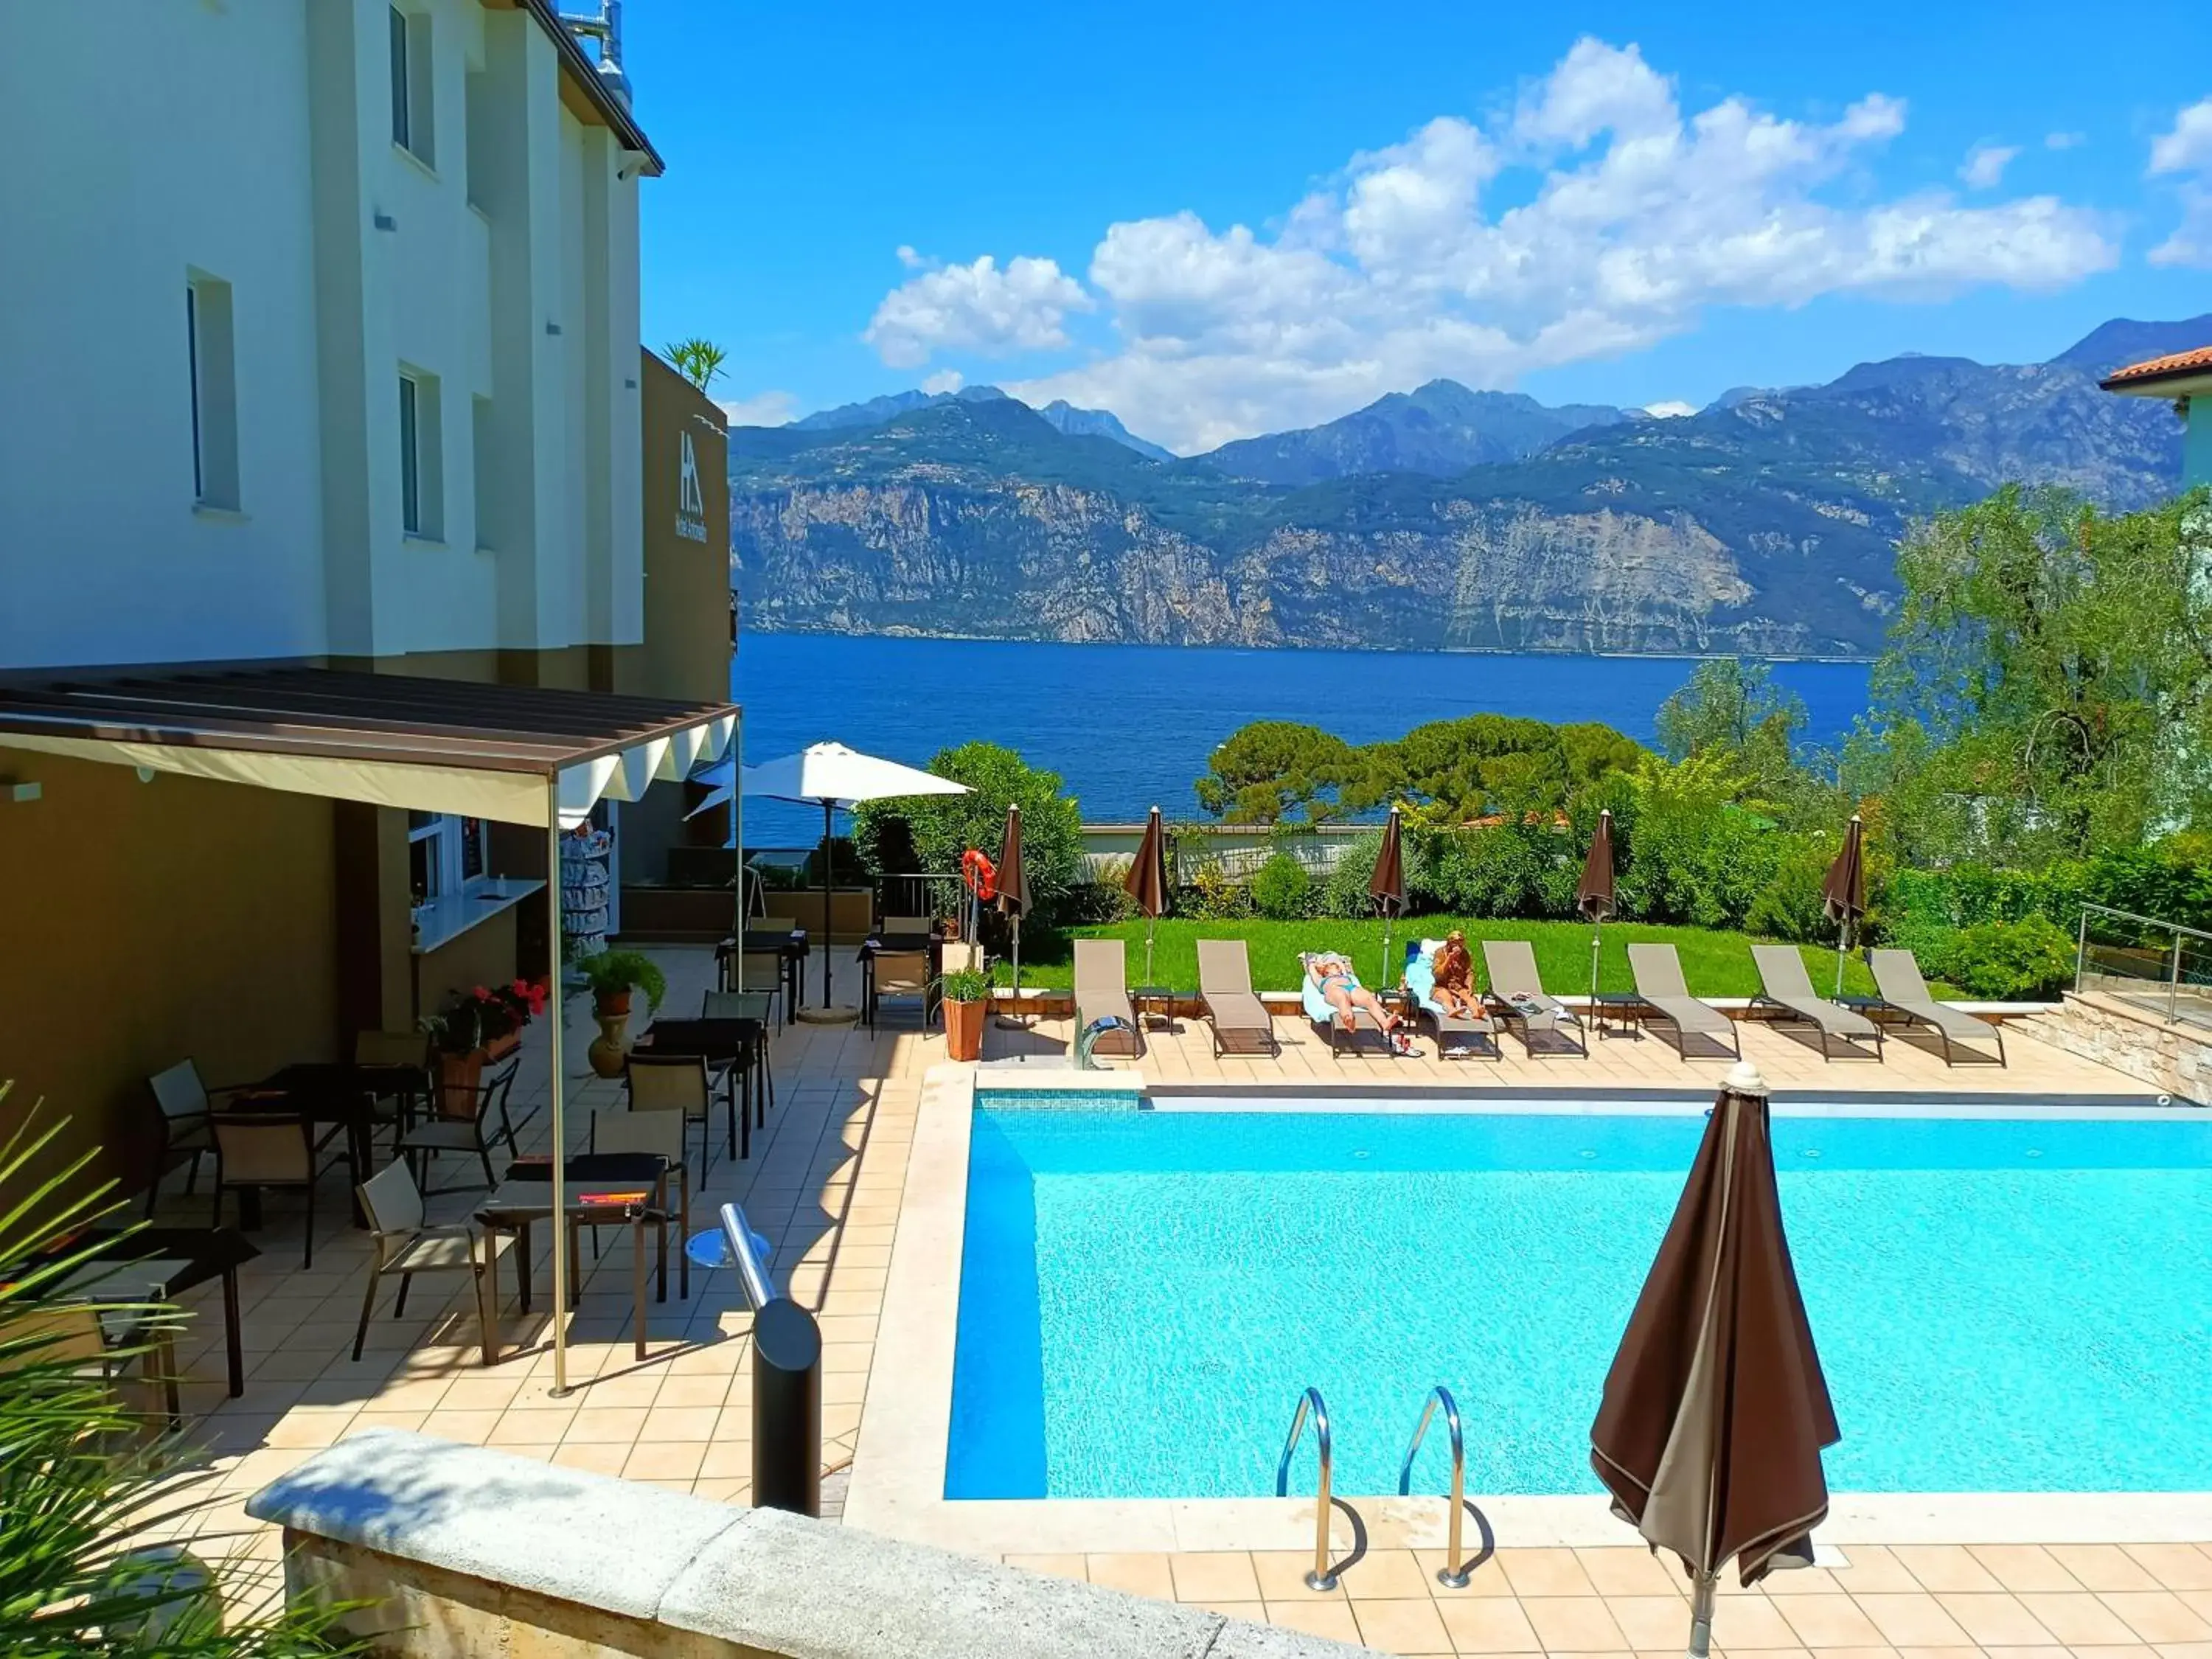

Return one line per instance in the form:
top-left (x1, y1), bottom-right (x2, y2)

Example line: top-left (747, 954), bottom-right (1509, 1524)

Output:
top-left (2037, 991), bottom-right (2212, 1104)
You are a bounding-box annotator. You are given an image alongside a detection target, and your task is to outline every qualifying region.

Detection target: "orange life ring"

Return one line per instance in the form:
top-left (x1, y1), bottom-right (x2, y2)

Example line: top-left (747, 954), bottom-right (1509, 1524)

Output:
top-left (962, 848), bottom-right (998, 901)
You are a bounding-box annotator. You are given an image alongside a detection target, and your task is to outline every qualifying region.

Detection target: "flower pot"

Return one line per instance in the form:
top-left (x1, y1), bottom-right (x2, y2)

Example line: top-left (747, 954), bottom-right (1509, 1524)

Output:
top-left (594, 990), bottom-right (633, 1019)
top-left (435, 1032), bottom-right (518, 1118)
top-left (945, 996), bottom-right (984, 1062)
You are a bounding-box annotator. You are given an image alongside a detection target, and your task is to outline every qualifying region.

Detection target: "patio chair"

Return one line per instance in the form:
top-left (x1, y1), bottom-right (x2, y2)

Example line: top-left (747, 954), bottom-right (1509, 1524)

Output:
top-left (397, 1050), bottom-right (521, 1196)
top-left (1404, 939), bottom-right (1499, 1060)
top-left (723, 915), bottom-right (795, 1019)
top-left (0, 1303), bottom-right (182, 1428)
top-left (1074, 939), bottom-right (1140, 1057)
top-left (1749, 945), bottom-right (1884, 1060)
top-left (145, 1059), bottom-right (266, 1217)
top-left (1627, 944), bottom-right (1742, 1062)
top-left (701, 991), bottom-right (776, 1111)
top-left (350, 1159), bottom-right (507, 1365)
top-left (1299, 952), bottom-right (1398, 1058)
top-left (590, 1108), bottom-right (690, 1301)
top-left (207, 1107), bottom-right (349, 1268)
top-left (351, 1029), bottom-right (432, 1147)
top-left (1197, 939), bottom-right (1280, 1058)
top-left (1480, 940), bottom-right (1589, 1057)
top-left (866, 950), bottom-right (931, 1032)
top-left (625, 1051), bottom-right (715, 1181)
top-left (1867, 948), bottom-right (2006, 1067)
top-left (881, 915), bottom-right (932, 937)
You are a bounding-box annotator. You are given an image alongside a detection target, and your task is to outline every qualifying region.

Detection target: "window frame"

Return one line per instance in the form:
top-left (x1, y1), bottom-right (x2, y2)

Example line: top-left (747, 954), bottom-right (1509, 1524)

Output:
top-left (388, 6), bottom-right (411, 150)
top-left (398, 371), bottom-right (422, 534)
top-left (185, 272), bottom-right (239, 510)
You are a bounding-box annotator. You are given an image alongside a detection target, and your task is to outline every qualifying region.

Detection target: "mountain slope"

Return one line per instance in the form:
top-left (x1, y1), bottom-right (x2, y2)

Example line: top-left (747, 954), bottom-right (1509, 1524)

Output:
top-left (783, 383), bottom-right (1173, 459)
top-left (731, 322), bottom-right (2194, 659)
top-left (1198, 381), bottom-right (1631, 484)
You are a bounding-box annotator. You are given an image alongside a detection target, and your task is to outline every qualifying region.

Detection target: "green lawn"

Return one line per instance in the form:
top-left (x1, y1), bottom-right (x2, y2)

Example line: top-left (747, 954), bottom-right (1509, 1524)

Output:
top-left (1012, 916), bottom-right (1899, 999)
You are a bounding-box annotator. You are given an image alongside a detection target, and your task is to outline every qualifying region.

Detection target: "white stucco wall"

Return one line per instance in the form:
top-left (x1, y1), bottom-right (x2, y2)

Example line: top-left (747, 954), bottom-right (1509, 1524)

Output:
top-left (0, 0), bottom-right (647, 673)
top-left (2188, 400), bottom-right (2211, 493)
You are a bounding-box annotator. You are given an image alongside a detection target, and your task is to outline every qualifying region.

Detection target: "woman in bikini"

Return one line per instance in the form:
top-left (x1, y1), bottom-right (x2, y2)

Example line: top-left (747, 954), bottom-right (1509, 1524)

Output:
top-left (1429, 931), bottom-right (1481, 1018)
top-left (1309, 953), bottom-right (1413, 1054)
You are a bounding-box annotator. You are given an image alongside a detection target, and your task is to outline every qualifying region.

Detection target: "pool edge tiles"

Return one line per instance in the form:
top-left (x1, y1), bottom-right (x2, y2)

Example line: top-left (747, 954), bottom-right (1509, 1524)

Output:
top-left (842, 1065), bottom-right (2212, 1560)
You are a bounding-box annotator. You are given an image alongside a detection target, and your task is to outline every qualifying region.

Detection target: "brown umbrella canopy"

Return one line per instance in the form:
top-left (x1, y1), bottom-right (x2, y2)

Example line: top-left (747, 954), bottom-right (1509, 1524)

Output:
top-left (1590, 1067), bottom-right (1838, 1597)
top-left (1125, 806), bottom-right (1169, 919)
top-left (996, 803), bottom-right (1032, 919)
top-left (1822, 814), bottom-right (1865, 925)
top-left (1370, 806), bottom-right (1408, 917)
top-left (1577, 809), bottom-right (1618, 920)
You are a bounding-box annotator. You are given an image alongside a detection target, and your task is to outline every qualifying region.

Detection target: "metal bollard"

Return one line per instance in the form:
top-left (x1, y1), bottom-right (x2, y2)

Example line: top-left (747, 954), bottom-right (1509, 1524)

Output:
top-left (751, 1296), bottom-right (822, 1515)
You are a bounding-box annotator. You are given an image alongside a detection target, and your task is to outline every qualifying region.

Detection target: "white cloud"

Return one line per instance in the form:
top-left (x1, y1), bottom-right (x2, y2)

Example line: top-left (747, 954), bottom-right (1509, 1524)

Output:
top-left (1958, 143), bottom-right (2019, 189)
top-left (920, 369), bottom-right (966, 394)
top-left (877, 38), bottom-right (2118, 452)
top-left (2149, 97), bottom-right (2212, 268)
top-left (863, 253), bottom-right (1094, 369)
top-left (716, 390), bottom-right (797, 428)
top-left (1643, 400), bottom-right (1697, 417)
top-left (2045, 131), bottom-right (2084, 151)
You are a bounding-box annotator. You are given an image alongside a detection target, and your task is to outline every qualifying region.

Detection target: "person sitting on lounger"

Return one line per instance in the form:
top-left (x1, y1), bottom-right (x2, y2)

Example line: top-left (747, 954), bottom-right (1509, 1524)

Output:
top-left (1430, 931), bottom-right (1481, 1019)
top-left (1308, 953), bottom-right (1413, 1054)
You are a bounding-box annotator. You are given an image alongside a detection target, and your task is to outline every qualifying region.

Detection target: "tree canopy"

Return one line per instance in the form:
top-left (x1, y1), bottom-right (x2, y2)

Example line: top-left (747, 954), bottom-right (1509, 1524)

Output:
top-left (851, 740), bottom-right (1085, 919)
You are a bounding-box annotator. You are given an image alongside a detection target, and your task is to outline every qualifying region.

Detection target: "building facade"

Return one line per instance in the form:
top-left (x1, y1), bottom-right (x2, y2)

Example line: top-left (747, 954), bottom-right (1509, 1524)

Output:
top-left (2102, 346), bottom-right (2212, 492)
top-left (0, 1), bottom-right (731, 1191)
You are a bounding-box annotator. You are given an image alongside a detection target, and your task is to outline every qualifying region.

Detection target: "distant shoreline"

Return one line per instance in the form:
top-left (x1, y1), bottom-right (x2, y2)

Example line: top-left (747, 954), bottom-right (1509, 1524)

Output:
top-left (732, 621), bottom-right (1879, 667)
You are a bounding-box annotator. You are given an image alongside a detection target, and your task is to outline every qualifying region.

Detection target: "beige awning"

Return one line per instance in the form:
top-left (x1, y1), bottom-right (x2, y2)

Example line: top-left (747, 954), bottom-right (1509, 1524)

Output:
top-left (0, 667), bottom-right (739, 827)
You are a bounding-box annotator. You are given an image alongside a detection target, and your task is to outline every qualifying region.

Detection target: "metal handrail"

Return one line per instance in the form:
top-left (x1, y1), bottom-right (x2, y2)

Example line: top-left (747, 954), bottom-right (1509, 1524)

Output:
top-left (717, 1201), bottom-right (778, 1311)
top-left (2080, 902), bottom-right (2212, 944)
top-left (1397, 1385), bottom-right (1471, 1587)
top-left (1274, 1387), bottom-right (1338, 1591)
top-left (2076, 902), bottom-right (2212, 1024)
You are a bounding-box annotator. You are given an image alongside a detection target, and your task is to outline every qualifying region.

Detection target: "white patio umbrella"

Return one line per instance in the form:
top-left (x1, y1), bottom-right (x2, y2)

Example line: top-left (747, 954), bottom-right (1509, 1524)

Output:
top-left (715, 743), bottom-right (968, 1020)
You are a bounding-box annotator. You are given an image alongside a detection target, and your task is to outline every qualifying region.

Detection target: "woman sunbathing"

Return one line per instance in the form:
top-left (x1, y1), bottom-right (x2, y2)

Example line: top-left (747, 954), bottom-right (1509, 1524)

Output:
top-left (1430, 931), bottom-right (1481, 1018)
top-left (1308, 953), bottom-right (1413, 1054)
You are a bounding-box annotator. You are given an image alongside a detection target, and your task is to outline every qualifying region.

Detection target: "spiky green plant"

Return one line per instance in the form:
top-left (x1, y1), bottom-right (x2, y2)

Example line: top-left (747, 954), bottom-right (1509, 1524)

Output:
top-left (664, 337), bottom-right (728, 393)
top-left (0, 1088), bottom-right (365, 1655)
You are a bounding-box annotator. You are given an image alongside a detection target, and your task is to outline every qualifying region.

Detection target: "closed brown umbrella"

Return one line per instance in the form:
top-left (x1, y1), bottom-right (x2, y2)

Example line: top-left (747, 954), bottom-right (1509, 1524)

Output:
top-left (1576, 808), bottom-right (1617, 1021)
top-left (1370, 804), bottom-right (1408, 987)
top-left (996, 804), bottom-right (1032, 1030)
top-left (1124, 806), bottom-right (1170, 985)
top-left (1821, 813), bottom-right (1866, 998)
top-left (1591, 1061), bottom-right (1840, 1658)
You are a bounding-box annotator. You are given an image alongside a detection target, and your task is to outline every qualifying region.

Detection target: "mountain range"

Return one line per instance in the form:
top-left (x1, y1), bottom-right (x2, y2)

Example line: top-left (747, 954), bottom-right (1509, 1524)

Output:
top-left (728, 316), bottom-right (2208, 658)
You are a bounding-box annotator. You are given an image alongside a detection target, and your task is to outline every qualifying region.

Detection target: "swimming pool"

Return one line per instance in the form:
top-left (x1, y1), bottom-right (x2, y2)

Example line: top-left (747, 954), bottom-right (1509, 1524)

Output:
top-left (946, 1099), bottom-right (2212, 1500)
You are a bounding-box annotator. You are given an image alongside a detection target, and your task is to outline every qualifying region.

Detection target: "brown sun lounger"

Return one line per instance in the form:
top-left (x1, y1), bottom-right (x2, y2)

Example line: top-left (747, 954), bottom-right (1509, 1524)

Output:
top-left (1480, 939), bottom-right (1587, 1057)
top-left (1197, 939), bottom-right (1281, 1058)
top-left (1074, 939), bottom-right (1140, 1058)
top-left (1627, 943), bottom-right (1742, 1062)
top-left (1750, 945), bottom-right (1883, 1060)
top-left (1867, 948), bottom-right (2006, 1067)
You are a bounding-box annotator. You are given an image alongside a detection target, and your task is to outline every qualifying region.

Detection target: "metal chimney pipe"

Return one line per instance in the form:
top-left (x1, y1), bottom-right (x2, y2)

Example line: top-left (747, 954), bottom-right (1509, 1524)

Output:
top-left (559, 1), bottom-right (633, 111)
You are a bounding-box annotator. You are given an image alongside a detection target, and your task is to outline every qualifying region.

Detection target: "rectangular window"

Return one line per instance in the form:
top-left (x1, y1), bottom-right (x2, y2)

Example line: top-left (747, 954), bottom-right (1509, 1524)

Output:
top-left (398, 367), bottom-right (444, 539)
top-left (408, 813), bottom-right (488, 905)
top-left (388, 7), bottom-right (411, 150)
top-left (470, 394), bottom-right (496, 549)
top-left (186, 273), bottom-right (239, 509)
top-left (389, 6), bottom-right (434, 164)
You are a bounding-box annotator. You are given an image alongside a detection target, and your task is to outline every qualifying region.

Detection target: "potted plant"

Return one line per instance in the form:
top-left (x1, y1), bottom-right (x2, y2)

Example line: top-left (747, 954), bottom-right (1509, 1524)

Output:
top-left (574, 950), bottom-right (668, 1077)
top-left (938, 963), bottom-right (992, 1062)
top-left (420, 978), bottom-right (546, 1113)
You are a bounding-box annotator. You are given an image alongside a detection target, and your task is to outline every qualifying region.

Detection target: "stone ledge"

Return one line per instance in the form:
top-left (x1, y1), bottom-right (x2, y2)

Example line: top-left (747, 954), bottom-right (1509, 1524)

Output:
top-left (251, 1431), bottom-right (1375, 1658)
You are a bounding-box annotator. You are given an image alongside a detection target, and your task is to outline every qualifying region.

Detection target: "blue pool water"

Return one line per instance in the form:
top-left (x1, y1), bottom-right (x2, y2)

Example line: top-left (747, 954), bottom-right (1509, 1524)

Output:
top-left (946, 1105), bottom-right (2212, 1500)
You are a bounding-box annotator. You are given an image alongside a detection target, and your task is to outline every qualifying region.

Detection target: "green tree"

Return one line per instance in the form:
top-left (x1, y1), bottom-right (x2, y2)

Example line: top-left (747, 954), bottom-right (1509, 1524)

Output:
top-left (1869, 484), bottom-right (2212, 858)
top-left (1654, 658), bottom-right (1808, 806)
top-left (664, 338), bottom-right (728, 393)
top-left (1194, 722), bottom-right (1356, 824)
top-left (850, 742), bottom-right (1083, 921)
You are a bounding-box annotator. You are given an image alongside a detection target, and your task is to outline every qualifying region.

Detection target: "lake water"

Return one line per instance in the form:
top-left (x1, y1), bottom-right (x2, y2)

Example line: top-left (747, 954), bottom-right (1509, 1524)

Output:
top-left (731, 633), bottom-right (1871, 844)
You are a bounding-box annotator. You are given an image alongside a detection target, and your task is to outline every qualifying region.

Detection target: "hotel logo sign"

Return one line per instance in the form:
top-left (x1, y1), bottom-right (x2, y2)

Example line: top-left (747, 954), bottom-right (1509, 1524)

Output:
top-left (675, 429), bottom-right (707, 543)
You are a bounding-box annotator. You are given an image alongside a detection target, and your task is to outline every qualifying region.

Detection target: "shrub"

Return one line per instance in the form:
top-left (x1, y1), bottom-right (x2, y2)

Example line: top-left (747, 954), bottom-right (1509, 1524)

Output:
top-left (1937, 914), bottom-right (2077, 1000)
top-left (1185, 862), bottom-right (1253, 920)
top-left (1744, 835), bottom-right (1837, 943)
top-left (1250, 852), bottom-right (1315, 920)
top-left (851, 742), bottom-right (1084, 925)
top-left (1427, 825), bottom-right (1563, 919)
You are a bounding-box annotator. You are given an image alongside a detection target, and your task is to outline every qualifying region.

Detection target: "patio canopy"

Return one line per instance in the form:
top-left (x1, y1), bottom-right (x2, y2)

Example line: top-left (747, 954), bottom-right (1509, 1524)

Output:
top-left (0, 666), bottom-right (739, 827)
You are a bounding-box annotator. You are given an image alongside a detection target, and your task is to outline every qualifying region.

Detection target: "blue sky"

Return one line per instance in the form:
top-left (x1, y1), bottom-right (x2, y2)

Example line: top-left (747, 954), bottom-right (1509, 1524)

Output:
top-left (626, 1), bottom-right (2212, 452)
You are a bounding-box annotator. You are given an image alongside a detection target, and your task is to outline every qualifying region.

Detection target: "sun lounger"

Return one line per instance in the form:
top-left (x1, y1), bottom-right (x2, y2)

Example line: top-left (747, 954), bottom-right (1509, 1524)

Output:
top-left (1197, 939), bottom-right (1281, 1058)
top-left (1866, 948), bottom-right (2006, 1067)
top-left (1627, 943), bottom-right (1742, 1062)
top-left (1405, 940), bottom-right (1498, 1060)
top-left (1749, 945), bottom-right (1884, 1060)
top-left (1073, 939), bottom-right (1140, 1058)
top-left (1481, 939), bottom-right (1587, 1057)
top-left (1298, 953), bottom-right (1399, 1058)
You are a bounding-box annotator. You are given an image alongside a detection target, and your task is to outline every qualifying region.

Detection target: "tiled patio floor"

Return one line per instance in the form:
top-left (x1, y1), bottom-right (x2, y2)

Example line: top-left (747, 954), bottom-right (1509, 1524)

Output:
top-left (139, 945), bottom-right (2201, 1653)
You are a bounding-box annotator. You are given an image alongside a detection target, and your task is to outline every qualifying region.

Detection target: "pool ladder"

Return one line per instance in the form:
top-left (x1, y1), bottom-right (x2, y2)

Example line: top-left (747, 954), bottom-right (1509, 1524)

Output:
top-left (1278, 1383), bottom-right (1475, 1593)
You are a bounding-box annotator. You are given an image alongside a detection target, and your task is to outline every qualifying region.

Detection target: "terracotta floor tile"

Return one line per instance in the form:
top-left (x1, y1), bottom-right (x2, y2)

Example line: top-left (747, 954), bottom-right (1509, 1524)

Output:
top-left (1435, 1596), bottom-right (1542, 1653)
top-left (1265, 1599), bottom-right (1363, 1645)
top-left (1893, 1548), bottom-right (2004, 1594)
top-left (2148, 1644), bottom-right (2212, 1659)
top-left (1195, 1599), bottom-right (1267, 1624)
top-left (1352, 1598), bottom-right (1453, 1655)
top-left (1347, 1551), bottom-right (1440, 1600)
top-left (1610, 1596), bottom-right (1708, 1647)
top-left (621, 1442), bottom-right (706, 1481)
top-left (1580, 1551), bottom-right (1688, 1597)
top-left (2128, 1551), bottom-right (2212, 1595)
top-left (1773, 1596), bottom-right (1888, 1647)
top-left (1498, 1547), bottom-right (1599, 1597)
top-left (563, 1407), bottom-right (648, 1443)
top-left (1833, 1549), bottom-right (1929, 1596)
top-left (1712, 1596), bottom-right (1811, 1649)
top-left (1419, 1552), bottom-right (1517, 1596)
top-left (415, 1409), bottom-right (499, 1444)
top-left (1801, 1644), bottom-right (1901, 1659)
top-left (1003, 1554), bottom-right (1088, 1582)
top-left (1088, 1553), bottom-right (1175, 1601)
top-left (1851, 1596), bottom-right (1973, 1648)
top-left (1934, 1594), bottom-right (2061, 1646)
top-left (2099, 1594), bottom-right (2212, 1644)
top-left (1170, 1551), bottom-right (1261, 1604)
top-left (1252, 1551), bottom-right (1347, 1601)
top-left (1520, 1596), bottom-right (1628, 1650)
top-left (636, 1405), bottom-right (721, 1442)
top-left (2013, 1594), bottom-right (2140, 1646)
top-left (548, 1441), bottom-right (629, 1476)
top-left (1971, 1548), bottom-right (2089, 1596)
top-left (2051, 1551), bottom-right (2164, 1594)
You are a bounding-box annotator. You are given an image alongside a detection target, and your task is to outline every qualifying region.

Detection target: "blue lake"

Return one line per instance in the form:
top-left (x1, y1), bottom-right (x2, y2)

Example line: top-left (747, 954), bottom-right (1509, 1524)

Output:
top-left (731, 633), bottom-right (1872, 843)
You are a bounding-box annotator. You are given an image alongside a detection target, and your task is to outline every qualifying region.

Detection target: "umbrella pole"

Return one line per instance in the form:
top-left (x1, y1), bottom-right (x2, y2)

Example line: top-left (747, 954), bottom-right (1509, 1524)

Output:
top-left (1590, 918), bottom-right (1602, 1029)
top-left (821, 798), bottom-right (835, 1008)
top-left (1835, 916), bottom-right (1849, 1000)
top-left (1688, 1571), bottom-right (1717, 1659)
top-left (546, 786), bottom-right (570, 1397)
top-left (1144, 916), bottom-right (1155, 986)
top-left (731, 717), bottom-right (745, 995)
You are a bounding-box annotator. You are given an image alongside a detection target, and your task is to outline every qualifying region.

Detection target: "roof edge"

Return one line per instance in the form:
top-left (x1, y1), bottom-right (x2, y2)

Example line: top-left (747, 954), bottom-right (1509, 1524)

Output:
top-left (2101, 344), bottom-right (2212, 393)
top-left (517, 0), bottom-right (665, 177)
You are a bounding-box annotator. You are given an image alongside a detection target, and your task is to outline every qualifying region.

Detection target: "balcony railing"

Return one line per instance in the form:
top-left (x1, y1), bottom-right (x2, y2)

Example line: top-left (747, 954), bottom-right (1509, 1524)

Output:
top-left (2076, 902), bottom-right (2212, 1031)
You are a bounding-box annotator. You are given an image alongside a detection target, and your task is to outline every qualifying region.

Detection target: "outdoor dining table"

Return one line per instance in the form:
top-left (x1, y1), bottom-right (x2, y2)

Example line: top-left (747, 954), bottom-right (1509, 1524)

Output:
top-left (636, 1017), bottom-right (766, 1160)
top-left (254, 1060), bottom-right (428, 1225)
top-left (39, 1225), bottom-right (259, 1398)
top-left (717, 928), bottom-right (808, 1023)
top-left (473, 1154), bottom-right (669, 1366)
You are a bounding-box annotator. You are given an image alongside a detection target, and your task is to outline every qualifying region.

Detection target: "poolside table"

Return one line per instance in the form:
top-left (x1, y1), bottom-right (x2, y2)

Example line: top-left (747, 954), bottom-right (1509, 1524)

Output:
top-left (475, 1154), bottom-right (669, 1363)
top-left (257, 1059), bottom-right (428, 1224)
top-left (1131, 984), bottom-right (1178, 1031)
top-left (636, 1017), bottom-right (766, 1160)
top-left (717, 929), bottom-right (807, 1023)
top-left (859, 929), bottom-right (941, 1026)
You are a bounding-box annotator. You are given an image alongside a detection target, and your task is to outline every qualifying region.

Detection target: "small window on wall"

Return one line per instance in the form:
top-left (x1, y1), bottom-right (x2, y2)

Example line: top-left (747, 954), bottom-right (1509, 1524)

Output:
top-left (398, 368), bottom-right (443, 539)
top-left (389, 6), bottom-right (434, 165)
top-left (186, 274), bottom-right (239, 509)
top-left (409, 814), bottom-right (488, 906)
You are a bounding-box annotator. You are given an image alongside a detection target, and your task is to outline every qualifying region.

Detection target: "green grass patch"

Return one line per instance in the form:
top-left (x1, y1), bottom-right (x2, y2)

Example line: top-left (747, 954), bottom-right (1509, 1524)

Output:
top-left (1012, 917), bottom-right (1908, 999)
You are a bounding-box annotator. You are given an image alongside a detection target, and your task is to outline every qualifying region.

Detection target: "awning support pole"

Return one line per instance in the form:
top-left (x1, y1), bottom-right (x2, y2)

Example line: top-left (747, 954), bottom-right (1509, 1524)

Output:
top-left (731, 712), bottom-right (745, 994)
top-left (548, 782), bottom-right (571, 1398)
